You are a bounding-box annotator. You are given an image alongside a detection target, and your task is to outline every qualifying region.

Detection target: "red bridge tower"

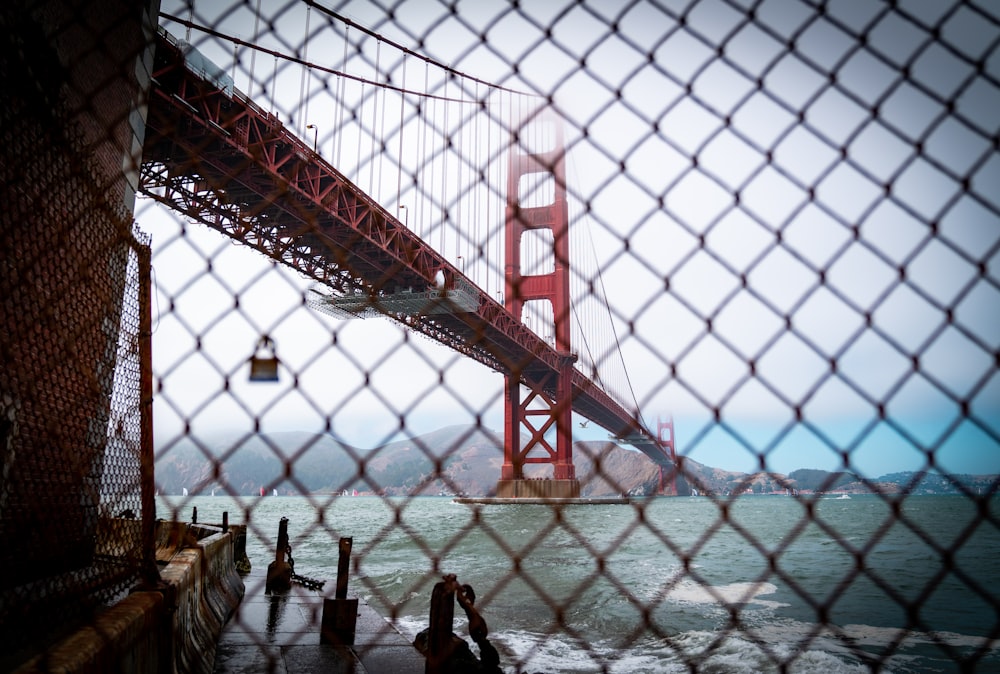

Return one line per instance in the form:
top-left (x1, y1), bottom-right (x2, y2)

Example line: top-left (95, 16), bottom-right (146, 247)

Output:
top-left (497, 115), bottom-right (579, 499)
top-left (657, 416), bottom-right (679, 496)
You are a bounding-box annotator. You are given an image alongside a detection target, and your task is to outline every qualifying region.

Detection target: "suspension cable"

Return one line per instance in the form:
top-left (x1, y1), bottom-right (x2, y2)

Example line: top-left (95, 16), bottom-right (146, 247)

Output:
top-left (301, 0), bottom-right (539, 98)
top-left (567, 153), bottom-right (646, 426)
top-left (160, 12), bottom-right (481, 104)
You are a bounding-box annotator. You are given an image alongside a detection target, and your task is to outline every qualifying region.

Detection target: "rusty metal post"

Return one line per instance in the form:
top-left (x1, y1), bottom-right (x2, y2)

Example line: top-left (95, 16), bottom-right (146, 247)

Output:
top-left (275, 518), bottom-right (288, 563)
top-left (266, 517), bottom-right (292, 593)
top-left (222, 511), bottom-right (229, 533)
top-left (322, 536), bottom-right (358, 644)
top-left (192, 507), bottom-right (197, 524)
top-left (137, 241), bottom-right (159, 586)
top-left (336, 537), bottom-right (352, 599)
top-left (426, 575), bottom-right (457, 674)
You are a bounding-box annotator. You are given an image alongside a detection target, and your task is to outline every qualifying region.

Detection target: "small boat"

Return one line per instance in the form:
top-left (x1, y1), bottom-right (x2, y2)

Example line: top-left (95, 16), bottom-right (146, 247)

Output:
top-left (836, 494), bottom-right (851, 500)
top-left (273, 489), bottom-right (278, 497)
top-left (182, 487), bottom-right (188, 496)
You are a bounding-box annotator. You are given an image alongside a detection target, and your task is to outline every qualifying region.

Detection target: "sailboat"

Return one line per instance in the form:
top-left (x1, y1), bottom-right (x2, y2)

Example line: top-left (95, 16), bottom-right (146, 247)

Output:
top-left (273, 489), bottom-right (278, 497)
top-left (182, 487), bottom-right (188, 496)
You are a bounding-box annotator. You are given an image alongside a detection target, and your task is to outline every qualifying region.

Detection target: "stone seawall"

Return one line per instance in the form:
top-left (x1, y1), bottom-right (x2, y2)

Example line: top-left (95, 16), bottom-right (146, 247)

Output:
top-left (16, 527), bottom-right (244, 674)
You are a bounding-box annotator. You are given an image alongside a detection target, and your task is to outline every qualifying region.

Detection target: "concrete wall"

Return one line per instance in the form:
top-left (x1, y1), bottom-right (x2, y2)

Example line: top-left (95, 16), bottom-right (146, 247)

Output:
top-left (15, 529), bottom-right (244, 674)
top-left (158, 532), bottom-right (246, 674)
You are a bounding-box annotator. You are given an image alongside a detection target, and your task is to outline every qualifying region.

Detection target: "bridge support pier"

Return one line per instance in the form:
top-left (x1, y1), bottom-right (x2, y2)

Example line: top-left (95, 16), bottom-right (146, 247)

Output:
top-left (496, 479), bottom-right (580, 499)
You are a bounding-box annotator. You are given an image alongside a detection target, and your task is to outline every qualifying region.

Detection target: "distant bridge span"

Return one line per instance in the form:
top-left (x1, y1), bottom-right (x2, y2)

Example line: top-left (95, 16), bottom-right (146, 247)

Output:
top-left (139, 29), bottom-right (677, 491)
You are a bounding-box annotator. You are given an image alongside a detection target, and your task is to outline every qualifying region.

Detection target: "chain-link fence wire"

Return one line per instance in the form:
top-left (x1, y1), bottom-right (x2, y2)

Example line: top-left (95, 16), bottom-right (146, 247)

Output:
top-left (5, 0), bottom-right (1000, 671)
top-left (1, 2), bottom-right (156, 664)
top-left (141, 1), bottom-right (1000, 671)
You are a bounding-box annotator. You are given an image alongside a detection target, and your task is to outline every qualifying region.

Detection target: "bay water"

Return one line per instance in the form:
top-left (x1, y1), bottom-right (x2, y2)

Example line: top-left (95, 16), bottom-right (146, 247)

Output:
top-left (158, 494), bottom-right (999, 672)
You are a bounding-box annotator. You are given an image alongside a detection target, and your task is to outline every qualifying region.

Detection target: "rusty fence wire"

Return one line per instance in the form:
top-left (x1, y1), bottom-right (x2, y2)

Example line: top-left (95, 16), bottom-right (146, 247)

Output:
top-left (3, 0), bottom-right (1000, 672)
top-left (2, 30), bottom-right (152, 674)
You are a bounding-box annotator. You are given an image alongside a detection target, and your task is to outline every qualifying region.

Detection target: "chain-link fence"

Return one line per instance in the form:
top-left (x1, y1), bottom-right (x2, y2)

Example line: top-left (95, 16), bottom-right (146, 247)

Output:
top-left (1, 6), bottom-right (156, 668)
top-left (5, 0), bottom-right (1000, 671)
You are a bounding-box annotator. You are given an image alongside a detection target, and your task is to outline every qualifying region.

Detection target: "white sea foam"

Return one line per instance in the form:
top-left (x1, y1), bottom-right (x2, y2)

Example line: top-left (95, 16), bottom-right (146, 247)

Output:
top-left (383, 590), bottom-right (1000, 673)
top-left (397, 611), bottom-right (880, 673)
top-left (489, 627), bottom-right (876, 673)
top-left (736, 619), bottom-right (1000, 672)
top-left (666, 579), bottom-right (788, 609)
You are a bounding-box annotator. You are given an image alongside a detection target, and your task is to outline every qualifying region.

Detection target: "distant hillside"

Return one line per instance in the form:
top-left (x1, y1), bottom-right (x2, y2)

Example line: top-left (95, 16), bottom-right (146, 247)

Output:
top-left (153, 425), bottom-right (997, 497)
top-left (154, 425), bottom-right (506, 496)
top-left (787, 469), bottom-right (856, 493)
top-left (154, 427), bottom-right (665, 497)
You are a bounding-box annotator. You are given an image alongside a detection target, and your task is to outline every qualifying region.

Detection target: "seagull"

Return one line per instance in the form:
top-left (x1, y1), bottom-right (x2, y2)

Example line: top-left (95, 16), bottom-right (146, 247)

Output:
top-left (579, 420), bottom-right (590, 428)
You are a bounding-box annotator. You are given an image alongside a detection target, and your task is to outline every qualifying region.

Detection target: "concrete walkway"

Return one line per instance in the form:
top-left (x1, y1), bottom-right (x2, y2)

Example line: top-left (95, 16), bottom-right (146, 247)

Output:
top-left (213, 573), bottom-right (424, 674)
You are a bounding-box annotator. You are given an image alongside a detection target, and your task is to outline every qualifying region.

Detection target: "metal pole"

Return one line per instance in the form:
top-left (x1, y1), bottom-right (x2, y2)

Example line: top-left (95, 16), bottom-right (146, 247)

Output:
top-left (275, 517), bottom-right (288, 564)
top-left (336, 537), bottom-right (352, 600)
top-left (138, 241), bottom-right (159, 586)
top-left (266, 517), bottom-right (292, 592)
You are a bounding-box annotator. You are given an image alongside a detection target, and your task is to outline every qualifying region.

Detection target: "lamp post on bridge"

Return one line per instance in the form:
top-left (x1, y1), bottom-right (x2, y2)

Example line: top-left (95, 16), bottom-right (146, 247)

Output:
top-left (399, 204), bottom-right (408, 229)
top-left (306, 123), bottom-right (318, 152)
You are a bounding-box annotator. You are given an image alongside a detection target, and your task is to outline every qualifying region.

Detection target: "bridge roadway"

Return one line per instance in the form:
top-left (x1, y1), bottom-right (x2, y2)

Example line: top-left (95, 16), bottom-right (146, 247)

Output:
top-left (139, 29), bottom-right (670, 465)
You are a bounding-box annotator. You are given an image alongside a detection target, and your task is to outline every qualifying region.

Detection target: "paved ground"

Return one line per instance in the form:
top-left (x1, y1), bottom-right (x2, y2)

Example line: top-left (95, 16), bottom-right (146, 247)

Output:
top-left (213, 572), bottom-right (425, 674)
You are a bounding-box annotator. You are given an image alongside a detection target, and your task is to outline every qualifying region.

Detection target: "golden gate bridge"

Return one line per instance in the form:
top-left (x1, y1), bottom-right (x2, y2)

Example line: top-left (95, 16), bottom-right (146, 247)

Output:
top-left (139, 14), bottom-right (678, 498)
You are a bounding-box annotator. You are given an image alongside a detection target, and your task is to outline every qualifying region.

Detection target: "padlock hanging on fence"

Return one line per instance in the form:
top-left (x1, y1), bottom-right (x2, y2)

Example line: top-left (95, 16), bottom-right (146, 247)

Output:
top-left (249, 336), bottom-right (280, 382)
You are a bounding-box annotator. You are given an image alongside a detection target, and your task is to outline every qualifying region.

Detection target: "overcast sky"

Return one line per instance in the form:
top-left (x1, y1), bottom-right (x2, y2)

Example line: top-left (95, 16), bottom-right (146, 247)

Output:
top-left (142, 0), bottom-right (1000, 478)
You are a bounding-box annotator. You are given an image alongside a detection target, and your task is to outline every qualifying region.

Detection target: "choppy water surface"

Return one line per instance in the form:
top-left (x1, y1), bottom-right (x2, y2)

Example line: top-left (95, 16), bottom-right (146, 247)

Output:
top-left (159, 494), bottom-right (999, 672)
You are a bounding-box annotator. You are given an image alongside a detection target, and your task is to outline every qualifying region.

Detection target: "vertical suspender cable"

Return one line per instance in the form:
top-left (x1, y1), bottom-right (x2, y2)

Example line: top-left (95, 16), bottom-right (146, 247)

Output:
top-left (336, 27), bottom-right (349, 169)
top-left (465, 83), bottom-right (472, 282)
top-left (247, 0), bottom-right (261, 98)
top-left (440, 75), bottom-right (449, 258)
top-left (508, 90), bottom-right (514, 315)
top-left (396, 54), bottom-right (406, 215)
top-left (376, 45), bottom-right (389, 204)
top-left (529, 98), bottom-right (537, 281)
top-left (497, 92), bottom-right (504, 302)
top-left (269, 55), bottom-right (277, 112)
top-left (369, 40), bottom-right (381, 196)
top-left (427, 70), bottom-right (437, 245)
top-left (419, 62), bottom-right (429, 239)
top-left (356, 80), bottom-right (365, 183)
top-left (299, 5), bottom-right (312, 129)
top-left (474, 82), bottom-right (481, 289)
top-left (456, 81), bottom-right (464, 263)
top-left (484, 90), bottom-right (492, 296)
top-left (231, 42), bottom-right (238, 92)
